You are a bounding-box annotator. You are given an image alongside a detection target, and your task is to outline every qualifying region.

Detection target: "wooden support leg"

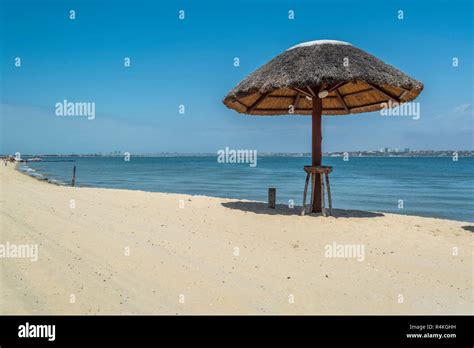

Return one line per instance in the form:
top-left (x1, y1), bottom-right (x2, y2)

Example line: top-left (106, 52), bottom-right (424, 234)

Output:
top-left (310, 174), bottom-right (316, 213)
top-left (320, 174), bottom-right (326, 217)
top-left (325, 173), bottom-right (332, 216)
top-left (301, 173), bottom-right (310, 216)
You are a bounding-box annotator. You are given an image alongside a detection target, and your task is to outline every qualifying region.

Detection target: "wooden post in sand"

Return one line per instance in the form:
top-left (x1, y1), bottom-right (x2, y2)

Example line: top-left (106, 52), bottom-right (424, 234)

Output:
top-left (268, 188), bottom-right (276, 209)
top-left (71, 166), bottom-right (76, 187)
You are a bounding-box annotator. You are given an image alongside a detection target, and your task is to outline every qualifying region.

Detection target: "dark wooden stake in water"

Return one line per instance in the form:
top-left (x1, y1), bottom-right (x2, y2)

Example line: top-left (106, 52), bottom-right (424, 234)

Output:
top-left (268, 188), bottom-right (276, 209)
top-left (311, 92), bottom-right (323, 213)
top-left (71, 165), bottom-right (76, 187)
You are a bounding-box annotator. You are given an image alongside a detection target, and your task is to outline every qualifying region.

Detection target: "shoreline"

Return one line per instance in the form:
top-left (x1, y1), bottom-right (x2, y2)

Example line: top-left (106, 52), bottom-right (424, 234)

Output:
top-left (15, 161), bottom-right (474, 224)
top-left (1, 164), bottom-right (473, 314)
top-left (15, 162), bottom-right (68, 187)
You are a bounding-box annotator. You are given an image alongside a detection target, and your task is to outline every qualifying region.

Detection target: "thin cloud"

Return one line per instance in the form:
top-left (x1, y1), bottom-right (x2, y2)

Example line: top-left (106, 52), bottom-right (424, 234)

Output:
top-left (453, 103), bottom-right (472, 114)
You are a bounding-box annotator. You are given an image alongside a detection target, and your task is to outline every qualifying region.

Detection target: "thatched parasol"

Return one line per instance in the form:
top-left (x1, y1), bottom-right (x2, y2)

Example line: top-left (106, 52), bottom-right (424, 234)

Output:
top-left (223, 40), bottom-right (423, 214)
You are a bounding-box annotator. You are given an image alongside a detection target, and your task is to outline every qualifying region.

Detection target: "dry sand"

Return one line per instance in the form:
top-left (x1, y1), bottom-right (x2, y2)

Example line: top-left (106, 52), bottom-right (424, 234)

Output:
top-left (0, 164), bottom-right (472, 314)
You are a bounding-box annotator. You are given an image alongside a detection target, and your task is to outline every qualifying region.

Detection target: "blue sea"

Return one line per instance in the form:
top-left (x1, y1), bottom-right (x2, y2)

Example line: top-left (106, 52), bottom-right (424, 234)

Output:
top-left (19, 156), bottom-right (474, 222)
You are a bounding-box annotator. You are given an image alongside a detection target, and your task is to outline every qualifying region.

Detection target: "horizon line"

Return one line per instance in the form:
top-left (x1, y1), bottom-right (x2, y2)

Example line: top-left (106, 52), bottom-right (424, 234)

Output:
top-left (3, 149), bottom-right (474, 157)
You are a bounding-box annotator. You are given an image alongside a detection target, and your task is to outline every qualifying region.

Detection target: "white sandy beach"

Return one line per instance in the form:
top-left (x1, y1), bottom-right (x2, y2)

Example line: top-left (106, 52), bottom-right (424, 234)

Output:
top-left (0, 164), bottom-right (472, 314)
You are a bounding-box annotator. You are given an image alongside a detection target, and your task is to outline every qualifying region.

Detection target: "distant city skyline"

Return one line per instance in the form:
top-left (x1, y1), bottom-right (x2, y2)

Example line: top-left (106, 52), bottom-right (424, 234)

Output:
top-left (1, 0), bottom-right (473, 154)
top-left (4, 149), bottom-right (474, 158)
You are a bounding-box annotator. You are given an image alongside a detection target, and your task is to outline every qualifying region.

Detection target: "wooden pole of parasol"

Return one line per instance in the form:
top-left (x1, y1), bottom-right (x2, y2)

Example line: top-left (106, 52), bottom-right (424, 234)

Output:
top-left (311, 92), bottom-right (323, 213)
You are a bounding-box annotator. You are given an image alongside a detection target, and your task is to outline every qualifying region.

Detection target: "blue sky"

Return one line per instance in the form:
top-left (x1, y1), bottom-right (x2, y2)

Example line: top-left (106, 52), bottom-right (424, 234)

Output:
top-left (1, 0), bottom-right (472, 154)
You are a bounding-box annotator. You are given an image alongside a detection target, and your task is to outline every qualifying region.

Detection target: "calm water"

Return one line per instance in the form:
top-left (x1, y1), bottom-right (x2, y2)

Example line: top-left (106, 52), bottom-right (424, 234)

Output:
top-left (20, 156), bottom-right (474, 222)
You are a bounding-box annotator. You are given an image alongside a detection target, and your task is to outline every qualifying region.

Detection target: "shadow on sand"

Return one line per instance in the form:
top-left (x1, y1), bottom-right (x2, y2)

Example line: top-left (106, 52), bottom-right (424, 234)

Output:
top-left (461, 225), bottom-right (474, 233)
top-left (221, 201), bottom-right (384, 218)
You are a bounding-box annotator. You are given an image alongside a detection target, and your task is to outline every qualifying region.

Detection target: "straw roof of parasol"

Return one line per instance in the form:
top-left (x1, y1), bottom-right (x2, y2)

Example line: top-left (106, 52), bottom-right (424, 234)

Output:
top-left (223, 40), bottom-right (424, 116)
